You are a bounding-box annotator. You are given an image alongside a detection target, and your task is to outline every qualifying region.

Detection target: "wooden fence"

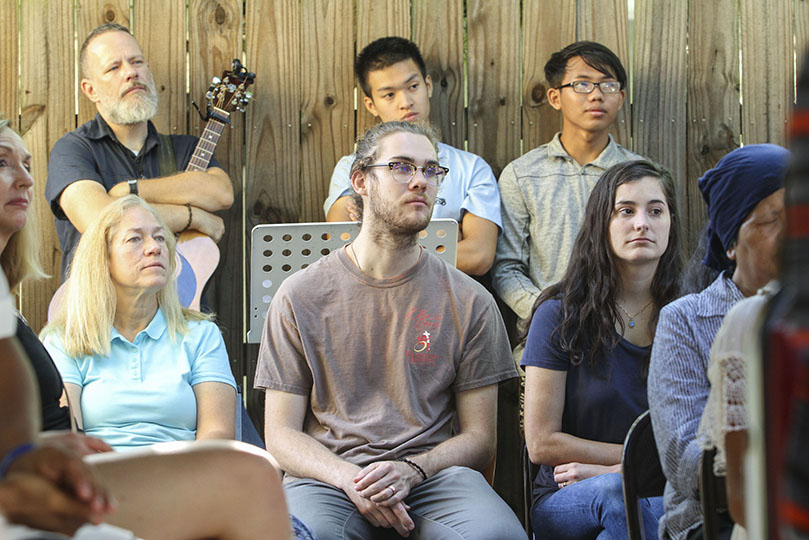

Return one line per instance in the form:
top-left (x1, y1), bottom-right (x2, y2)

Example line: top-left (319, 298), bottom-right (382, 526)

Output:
top-left (1, 0), bottom-right (804, 514)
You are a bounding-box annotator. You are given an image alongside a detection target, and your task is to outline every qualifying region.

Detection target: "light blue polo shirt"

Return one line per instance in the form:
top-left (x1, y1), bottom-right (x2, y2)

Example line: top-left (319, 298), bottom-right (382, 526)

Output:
top-left (45, 309), bottom-right (236, 450)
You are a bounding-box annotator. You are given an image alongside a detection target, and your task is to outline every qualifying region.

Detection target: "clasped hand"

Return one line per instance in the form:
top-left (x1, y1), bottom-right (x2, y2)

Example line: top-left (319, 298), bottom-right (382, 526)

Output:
top-left (553, 462), bottom-right (622, 488)
top-left (343, 460), bottom-right (422, 537)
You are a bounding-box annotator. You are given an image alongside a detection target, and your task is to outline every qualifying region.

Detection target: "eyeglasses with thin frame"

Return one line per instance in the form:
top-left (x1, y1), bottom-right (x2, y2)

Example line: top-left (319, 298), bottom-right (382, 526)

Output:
top-left (364, 161), bottom-right (449, 186)
top-left (555, 80), bottom-right (622, 94)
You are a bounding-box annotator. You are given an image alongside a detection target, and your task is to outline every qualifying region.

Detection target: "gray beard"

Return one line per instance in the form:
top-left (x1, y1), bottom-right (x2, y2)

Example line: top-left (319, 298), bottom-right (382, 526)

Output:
top-left (102, 88), bottom-right (159, 126)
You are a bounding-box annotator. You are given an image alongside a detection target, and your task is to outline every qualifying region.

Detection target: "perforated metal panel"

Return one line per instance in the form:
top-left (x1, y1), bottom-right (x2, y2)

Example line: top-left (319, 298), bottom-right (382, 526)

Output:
top-left (247, 219), bottom-right (458, 342)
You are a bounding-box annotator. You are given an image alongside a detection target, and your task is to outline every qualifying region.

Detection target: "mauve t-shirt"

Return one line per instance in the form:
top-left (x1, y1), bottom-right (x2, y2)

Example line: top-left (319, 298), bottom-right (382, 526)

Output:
top-left (255, 248), bottom-right (517, 471)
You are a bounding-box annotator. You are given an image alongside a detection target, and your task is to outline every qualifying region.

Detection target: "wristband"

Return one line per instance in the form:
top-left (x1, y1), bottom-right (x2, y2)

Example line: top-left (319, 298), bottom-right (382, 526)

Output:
top-left (397, 457), bottom-right (427, 481)
top-left (179, 203), bottom-right (193, 233)
top-left (0, 443), bottom-right (35, 478)
top-left (128, 178), bottom-right (139, 196)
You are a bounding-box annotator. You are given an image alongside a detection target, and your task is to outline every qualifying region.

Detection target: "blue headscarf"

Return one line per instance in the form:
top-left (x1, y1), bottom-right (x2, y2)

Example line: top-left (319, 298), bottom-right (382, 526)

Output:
top-left (698, 144), bottom-right (789, 271)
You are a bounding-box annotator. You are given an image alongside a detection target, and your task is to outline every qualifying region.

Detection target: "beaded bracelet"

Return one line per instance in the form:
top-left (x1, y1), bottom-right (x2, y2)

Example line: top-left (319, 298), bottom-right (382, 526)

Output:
top-left (179, 203), bottom-right (193, 233)
top-left (0, 442), bottom-right (35, 478)
top-left (397, 457), bottom-right (427, 481)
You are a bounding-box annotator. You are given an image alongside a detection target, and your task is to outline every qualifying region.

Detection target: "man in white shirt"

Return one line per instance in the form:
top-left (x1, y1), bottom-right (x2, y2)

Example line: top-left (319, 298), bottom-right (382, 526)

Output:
top-left (324, 37), bottom-right (501, 276)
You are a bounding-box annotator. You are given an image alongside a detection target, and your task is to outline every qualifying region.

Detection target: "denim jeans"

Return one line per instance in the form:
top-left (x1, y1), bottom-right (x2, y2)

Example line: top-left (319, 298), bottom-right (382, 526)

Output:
top-left (291, 515), bottom-right (317, 540)
top-left (531, 471), bottom-right (664, 540)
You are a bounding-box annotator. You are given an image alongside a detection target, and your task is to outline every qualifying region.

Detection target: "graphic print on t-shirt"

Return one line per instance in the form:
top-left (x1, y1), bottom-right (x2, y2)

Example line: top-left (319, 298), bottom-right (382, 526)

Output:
top-left (405, 308), bottom-right (441, 365)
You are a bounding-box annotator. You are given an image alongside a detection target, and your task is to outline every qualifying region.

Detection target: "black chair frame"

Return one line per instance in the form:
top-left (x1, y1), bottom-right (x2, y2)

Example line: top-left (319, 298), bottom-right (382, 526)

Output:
top-left (521, 442), bottom-right (539, 537)
top-left (700, 447), bottom-right (729, 540)
top-left (621, 410), bottom-right (667, 540)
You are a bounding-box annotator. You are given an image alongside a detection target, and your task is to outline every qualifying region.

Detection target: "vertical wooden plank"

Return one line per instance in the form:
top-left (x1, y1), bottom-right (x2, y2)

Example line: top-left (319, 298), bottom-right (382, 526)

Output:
top-left (741, 0), bottom-right (793, 145)
top-left (76, 0), bottom-right (131, 125)
top-left (244, 0), bottom-right (301, 426)
top-left (466, 0), bottom-right (521, 517)
top-left (522, 0), bottom-right (576, 153)
top-left (133, 2), bottom-right (186, 135)
top-left (466, 0), bottom-right (521, 176)
top-left (300, 0), bottom-right (354, 222)
top-left (0, 2), bottom-right (17, 126)
top-left (189, 0), bottom-right (244, 373)
top-left (355, 0), bottom-right (410, 138)
top-left (687, 0), bottom-right (741, 251)
top-left (633, 0), bottom-right (687, 226)
top-left (19, 0), bottom-right (75, 331)
top-left (577, 0), bottom-right (631, 148)
top-left (796, 0), bottom-right (809, 81)
top-left (412, 0), bottom-right (465, 149)
top-left (244, 0), bottom-right (301, 226)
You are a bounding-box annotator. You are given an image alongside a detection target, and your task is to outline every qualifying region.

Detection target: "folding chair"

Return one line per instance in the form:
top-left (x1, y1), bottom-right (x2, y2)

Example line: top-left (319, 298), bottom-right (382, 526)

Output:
top-left (522, 442), bottom-right (539, 537)
top-left (700, 447), bottom-right (729, 540)
top-left (247, 219), bottom-right (458, 342)
top-left (621, 410), bottom-right (667, 540)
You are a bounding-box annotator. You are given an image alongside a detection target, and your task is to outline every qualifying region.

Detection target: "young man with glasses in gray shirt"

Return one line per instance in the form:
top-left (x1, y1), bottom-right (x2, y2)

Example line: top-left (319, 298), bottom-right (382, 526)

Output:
top-left (492, 41), bottom-right (643, 329)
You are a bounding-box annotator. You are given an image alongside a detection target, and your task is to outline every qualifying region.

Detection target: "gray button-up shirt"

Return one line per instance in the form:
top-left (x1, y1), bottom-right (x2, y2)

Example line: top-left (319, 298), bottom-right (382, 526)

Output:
top-left (491, 133), bottom-right (642, 323)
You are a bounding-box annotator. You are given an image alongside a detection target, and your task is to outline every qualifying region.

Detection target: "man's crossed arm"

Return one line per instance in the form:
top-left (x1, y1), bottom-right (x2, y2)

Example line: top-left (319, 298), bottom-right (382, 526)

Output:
top-left (59, 167), bottom-right (233, 241)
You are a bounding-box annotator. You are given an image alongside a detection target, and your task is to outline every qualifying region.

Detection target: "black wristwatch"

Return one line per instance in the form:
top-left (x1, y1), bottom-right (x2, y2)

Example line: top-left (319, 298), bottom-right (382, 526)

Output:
top-left (128, 178), bottom-right (139, 196)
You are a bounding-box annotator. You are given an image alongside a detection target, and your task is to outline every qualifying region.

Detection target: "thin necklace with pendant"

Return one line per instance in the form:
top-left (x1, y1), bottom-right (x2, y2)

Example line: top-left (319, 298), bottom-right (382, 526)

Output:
top-left (616, 299), bottom-right (654, 328)
top-left (348, 242), bottom-right (363, 273)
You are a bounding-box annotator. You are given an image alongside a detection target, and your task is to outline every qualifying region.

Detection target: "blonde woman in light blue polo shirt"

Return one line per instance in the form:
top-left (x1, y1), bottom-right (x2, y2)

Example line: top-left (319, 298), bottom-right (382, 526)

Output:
top-left (42, 195), bottom-right (236, 451)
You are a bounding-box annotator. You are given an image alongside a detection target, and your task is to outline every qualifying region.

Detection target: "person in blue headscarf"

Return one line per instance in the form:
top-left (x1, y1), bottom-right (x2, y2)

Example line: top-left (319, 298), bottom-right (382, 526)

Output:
top-left (647, 144), bottom-right (789, 540)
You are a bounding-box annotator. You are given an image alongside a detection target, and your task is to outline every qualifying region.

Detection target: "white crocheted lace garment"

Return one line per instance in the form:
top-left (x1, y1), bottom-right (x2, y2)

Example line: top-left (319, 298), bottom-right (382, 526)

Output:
top-left (697, 285), bottom-right (775, 477)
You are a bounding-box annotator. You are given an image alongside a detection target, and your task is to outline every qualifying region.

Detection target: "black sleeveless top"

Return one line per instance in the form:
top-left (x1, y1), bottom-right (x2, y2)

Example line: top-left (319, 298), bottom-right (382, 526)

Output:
top-left (16, 316), bottom-right (71, 431)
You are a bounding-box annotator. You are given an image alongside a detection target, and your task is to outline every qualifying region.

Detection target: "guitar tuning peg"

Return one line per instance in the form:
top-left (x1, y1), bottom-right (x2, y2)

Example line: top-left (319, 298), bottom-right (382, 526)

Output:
top-left (245, 90), bottom-right (253, 100)
top-left (211, 76), bottom-right (221, 85)
top-left (205, 91), bottom-right (214, 100)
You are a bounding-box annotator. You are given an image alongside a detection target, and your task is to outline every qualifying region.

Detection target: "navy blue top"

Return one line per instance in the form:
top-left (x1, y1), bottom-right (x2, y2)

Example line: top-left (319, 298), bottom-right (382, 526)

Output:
top-left (45, 114), bottom-right (222, 278)
top-left (521, 298), bottom-right (649, 505)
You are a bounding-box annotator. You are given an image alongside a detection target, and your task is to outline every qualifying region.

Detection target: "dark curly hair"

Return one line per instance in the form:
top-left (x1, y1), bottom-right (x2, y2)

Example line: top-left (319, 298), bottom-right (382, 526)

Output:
top-left (525, 160), bottom-right (683, 370)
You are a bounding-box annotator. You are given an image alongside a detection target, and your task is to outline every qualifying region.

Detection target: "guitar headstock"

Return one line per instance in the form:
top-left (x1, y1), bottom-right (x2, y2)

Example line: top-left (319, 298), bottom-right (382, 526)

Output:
top-left (205, 59), bottom-right (255, 114)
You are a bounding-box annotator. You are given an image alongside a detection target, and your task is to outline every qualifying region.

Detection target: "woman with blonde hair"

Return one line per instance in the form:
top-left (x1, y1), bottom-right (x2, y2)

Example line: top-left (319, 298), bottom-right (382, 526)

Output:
top-left (0, 117), bottom-right (300, 539)
top-left (42, 194), bottom-right (236, 450)
top-left (0, 119), bottom-right (66, 432)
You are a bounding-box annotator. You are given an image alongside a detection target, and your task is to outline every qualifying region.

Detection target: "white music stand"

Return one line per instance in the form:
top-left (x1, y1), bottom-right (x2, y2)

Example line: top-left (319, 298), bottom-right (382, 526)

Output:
top-left (247, 219), bottom-right (458, 343)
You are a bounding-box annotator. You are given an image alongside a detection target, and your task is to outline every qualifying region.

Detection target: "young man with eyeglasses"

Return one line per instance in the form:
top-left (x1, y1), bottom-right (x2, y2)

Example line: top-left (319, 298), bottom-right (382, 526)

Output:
top-left (492, 41), bottom-right (643, 328)
top-left (323, 37), bottom-right (501, 276)
top-left (257, 121), bottom-right (524, 540)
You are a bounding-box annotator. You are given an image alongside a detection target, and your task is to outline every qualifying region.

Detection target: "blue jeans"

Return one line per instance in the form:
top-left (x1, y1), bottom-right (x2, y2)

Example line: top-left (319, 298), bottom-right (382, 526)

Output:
top-left (531, 472), bottom-right (664, 540)
top-left (291, 515), bottom-right (317, 540)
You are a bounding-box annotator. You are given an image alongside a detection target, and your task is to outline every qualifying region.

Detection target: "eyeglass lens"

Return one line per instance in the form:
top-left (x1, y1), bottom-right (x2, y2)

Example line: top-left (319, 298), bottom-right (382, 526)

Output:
top-left (572, 81), bottom-right (621, 93)
top-left (390, 162), bottom-right (445, 184)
